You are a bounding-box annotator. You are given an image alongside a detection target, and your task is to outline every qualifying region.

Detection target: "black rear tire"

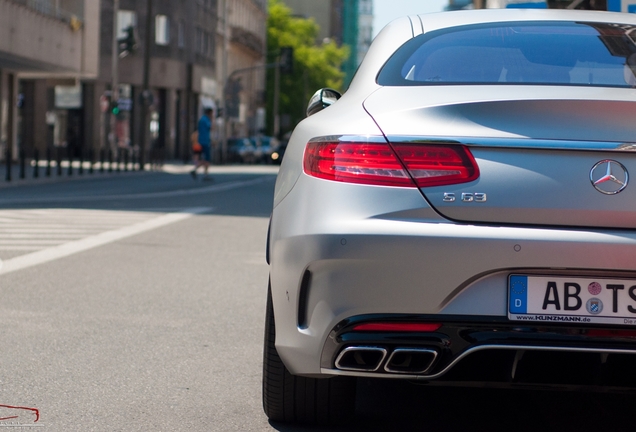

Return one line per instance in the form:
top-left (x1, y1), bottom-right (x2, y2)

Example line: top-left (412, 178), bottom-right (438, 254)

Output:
top-left (262, 284), bottom-right (356, 425)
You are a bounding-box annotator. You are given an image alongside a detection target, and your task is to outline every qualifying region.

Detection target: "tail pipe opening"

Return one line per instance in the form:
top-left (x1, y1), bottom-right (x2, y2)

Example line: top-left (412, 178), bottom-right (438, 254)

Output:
top-left (384, 348), bottom-right (438, 374)
top-left (335, 346), bottom-right (387, 372)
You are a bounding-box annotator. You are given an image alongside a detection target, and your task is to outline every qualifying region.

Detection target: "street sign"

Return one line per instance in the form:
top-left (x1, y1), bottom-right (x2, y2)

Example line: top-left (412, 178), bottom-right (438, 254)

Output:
top-left (117, 98), bottom-right (133, 111)
top-left (608, 0), bottom-right (636, 12)
top-left (55, 85), bottom-right (82, 109)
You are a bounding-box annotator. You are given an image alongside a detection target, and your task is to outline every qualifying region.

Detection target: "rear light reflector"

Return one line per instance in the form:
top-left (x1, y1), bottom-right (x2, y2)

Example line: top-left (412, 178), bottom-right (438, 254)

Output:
top-left (303, 140), bottom-right (479, 187)
top-left (352, 322), bottom-right (442, 332)
top-left (586, 329), bottom-right (636, 338)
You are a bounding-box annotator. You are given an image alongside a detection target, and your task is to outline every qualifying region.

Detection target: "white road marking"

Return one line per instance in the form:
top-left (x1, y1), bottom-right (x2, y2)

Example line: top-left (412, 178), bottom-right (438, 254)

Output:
top-left (0, 207), bottom-right (211, 276)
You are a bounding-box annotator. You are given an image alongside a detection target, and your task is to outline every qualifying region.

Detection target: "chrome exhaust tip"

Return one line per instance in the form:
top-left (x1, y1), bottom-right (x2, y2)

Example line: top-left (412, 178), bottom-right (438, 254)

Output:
top-left (384, 348), bottom-right (438, 374)
top-left (335, 346), bottom-right (388, 372)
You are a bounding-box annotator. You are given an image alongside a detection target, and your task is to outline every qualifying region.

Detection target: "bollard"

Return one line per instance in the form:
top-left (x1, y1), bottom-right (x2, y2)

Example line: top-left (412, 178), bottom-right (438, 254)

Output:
top-left (78, 148), bottom-right (84, 175)
top-left (33, 149), bottom-right (39, 178)
top-left (100, 149), bottom-right (105, 173)
top-left (89, 149), bottom-right (94, 174)
top-left (116, 149), bottom-right (121, 172)
top-left (19, 148), bottom-right (25, 179)
top-left (124, 149), bottom-right (129, 172)
top-left (46, 147), bottom-right (51, 177)
top-left (5, 146), bottom-right (11, 182)
top-left (67, 147), bottom-right (73, 176)
top-left (108, 148), bottom-right (113, 173)
top-left (56, 147), bottom-right (62, 176)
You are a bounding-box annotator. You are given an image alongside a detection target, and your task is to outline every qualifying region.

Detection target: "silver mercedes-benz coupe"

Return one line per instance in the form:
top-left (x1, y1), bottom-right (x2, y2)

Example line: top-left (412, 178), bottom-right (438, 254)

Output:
top-left (262, 8), bottom-right (636, 425)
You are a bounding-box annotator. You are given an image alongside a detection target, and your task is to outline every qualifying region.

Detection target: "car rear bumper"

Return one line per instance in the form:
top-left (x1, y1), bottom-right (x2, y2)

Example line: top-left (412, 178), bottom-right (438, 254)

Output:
top-left (270, 218), bottom-right (636, 378)
top-left (319, 315), bottom-right (636, 388)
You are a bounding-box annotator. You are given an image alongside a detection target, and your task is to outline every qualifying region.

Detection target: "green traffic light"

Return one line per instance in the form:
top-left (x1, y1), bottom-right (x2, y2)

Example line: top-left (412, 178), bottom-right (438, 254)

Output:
top-left (112, 106), bottom-right (120, 115)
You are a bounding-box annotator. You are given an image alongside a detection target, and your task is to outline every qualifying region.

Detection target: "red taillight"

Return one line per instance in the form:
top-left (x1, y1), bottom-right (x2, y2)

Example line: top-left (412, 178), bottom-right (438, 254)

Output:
top-left (303, 142), bottom-right (415, 187)
top-left (351, 322), bottom-right (442, 332)
top-left (303, 141), bottom-right (479, 187)
top-left (393, 143), bottom-right (479, 187)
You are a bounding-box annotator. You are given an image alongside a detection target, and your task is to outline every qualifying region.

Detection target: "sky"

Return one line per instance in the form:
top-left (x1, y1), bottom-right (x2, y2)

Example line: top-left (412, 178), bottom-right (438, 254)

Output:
top-left (372, 0), bottom-right (448, 37)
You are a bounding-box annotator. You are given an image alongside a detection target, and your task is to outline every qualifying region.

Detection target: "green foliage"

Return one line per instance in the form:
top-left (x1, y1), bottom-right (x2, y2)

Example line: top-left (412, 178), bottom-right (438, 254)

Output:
top-left (266, 0), bottom-right (349, 136)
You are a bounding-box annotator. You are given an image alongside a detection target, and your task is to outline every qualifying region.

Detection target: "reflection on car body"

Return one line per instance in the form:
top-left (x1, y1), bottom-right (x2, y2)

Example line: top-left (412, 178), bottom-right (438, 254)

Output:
top-left (262, 9), bottom-right (636, 425)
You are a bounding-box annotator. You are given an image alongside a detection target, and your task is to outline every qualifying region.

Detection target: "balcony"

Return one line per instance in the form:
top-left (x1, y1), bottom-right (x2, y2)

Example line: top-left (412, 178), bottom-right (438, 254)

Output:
top-left (231, 26), bottom-right (265, 56)
top-left (8, 0), bottom-right (83, 23)
top-left (0, 0), bottom-right (98, 76)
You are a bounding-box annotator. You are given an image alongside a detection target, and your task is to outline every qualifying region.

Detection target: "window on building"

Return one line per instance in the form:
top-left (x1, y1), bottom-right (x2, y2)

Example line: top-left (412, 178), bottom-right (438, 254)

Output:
top-left (117, 10), bottom-right (136, 39)
top-left (195, 27), bottom-right (204, 54)
top-left (155, 15), bottom-right (170, 46)
top-left (178, 20), bottom-right (185, 49)
top-left (195, 28), bottom-right (212, 56)
top-left (207, 33), bottom-right (214, 57)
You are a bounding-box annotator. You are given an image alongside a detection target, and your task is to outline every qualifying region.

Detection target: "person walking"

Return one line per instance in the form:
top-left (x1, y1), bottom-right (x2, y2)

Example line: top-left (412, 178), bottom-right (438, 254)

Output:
top-left (190, 107), bottom-right (213, 180)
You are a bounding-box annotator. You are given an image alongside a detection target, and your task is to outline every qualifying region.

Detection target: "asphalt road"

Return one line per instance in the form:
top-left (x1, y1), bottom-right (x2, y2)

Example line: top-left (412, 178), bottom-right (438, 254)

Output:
top-left (0, 165), bottom-right (633, 431)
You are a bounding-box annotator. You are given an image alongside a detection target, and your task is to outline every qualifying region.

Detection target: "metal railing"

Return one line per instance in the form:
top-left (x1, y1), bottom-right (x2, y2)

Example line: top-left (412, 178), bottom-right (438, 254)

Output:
top-left (2, 146), bottom-right (144, 182)
top-left (8, 0), bottom-right (83, 24)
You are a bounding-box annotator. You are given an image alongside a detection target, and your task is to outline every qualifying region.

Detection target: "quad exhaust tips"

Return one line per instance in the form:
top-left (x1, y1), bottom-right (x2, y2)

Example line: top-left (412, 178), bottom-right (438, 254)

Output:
top-left (335, 346), bottom-right (438, 374)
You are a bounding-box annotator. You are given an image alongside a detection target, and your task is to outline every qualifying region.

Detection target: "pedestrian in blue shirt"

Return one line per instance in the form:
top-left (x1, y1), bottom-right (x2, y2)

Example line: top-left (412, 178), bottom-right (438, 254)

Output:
top-left (191, 107), bottom-right (213, 180)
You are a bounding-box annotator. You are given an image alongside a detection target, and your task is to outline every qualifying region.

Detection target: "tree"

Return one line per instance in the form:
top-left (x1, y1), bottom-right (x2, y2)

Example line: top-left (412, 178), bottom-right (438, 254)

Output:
top-left (266, 0), bottom-right (349, 137)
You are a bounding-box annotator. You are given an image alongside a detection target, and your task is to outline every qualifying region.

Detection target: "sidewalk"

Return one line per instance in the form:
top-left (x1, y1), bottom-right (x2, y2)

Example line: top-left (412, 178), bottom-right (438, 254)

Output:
top-left (0, 159), bottom-right (279, 189)
top-left (0, 159), bottom-right (161, 189)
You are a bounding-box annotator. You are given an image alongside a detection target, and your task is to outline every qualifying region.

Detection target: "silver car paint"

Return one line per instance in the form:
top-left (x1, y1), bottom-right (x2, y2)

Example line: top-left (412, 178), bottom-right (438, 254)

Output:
top-left (273, 15), bottom-right (419, 207)
top-left (270, 9), bottom-right (636, 377)
top-left (271, 171), bottom-right (636, 375)
top-left (363, 87), bottom-right (636, 141)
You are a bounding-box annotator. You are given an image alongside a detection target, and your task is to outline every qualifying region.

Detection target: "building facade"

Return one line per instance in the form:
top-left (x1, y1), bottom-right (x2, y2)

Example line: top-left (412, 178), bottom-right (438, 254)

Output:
top-left (98, 0), bottom-right (218, 163)
top-left (218, 0), bottom-right (268, 141)
top-left (357, 0), bottom-right (373, 78)
top-left (101, 0), bottom-right (267, 162)
top-left (0, 0), bottom-right (100, 166)
top-left (281, 0), bottom-right (372, 87)
top-left (2, 0), bottom-right (268, 169)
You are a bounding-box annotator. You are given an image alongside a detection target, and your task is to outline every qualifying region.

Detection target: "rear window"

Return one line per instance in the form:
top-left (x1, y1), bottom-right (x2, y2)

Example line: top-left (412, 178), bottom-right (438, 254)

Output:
top-left (377, 21), bottom-right (636, 88)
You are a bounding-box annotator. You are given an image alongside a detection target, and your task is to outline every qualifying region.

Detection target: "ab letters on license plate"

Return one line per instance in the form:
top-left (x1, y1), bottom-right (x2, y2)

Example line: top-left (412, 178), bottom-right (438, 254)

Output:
top-left (508, 275), bottom-right (636, 325)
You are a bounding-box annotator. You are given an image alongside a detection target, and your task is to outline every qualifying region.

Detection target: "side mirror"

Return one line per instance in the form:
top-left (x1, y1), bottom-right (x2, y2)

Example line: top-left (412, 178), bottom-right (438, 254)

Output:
top-left (306, 88), bottom-right (342, 117)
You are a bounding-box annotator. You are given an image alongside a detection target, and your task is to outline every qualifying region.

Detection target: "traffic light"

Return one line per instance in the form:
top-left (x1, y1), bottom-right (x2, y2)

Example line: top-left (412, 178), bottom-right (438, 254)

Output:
top-left (279, 47), bottom-right (294, 74)
top-left (118, 25), bottom-right (137, 58)
top-left (111, 102), bottom-right (120, 116)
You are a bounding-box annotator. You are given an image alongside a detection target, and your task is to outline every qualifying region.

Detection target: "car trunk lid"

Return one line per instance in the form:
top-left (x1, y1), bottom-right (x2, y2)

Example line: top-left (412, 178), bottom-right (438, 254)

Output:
top-left (365, 86), bottom-right (636, 229)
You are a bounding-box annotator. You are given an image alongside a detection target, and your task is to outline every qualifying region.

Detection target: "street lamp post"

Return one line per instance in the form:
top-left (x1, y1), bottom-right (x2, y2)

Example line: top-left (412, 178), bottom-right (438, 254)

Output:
top-left (138, 0), bottom-right (153, 171)
top-left (111, 0), bottom-right (120, 154)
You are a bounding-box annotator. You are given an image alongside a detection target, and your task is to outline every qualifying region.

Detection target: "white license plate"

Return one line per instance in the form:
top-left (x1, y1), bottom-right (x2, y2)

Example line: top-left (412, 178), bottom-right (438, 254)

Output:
top-left (508, 275), bottom-right (636, 325)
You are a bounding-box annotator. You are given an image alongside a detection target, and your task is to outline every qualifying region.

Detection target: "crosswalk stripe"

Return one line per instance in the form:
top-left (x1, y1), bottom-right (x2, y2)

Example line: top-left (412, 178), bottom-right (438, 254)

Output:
top-left (0, 207), bottom-right (211, 275)
top-left (0, 208), bottom-right (191, 256)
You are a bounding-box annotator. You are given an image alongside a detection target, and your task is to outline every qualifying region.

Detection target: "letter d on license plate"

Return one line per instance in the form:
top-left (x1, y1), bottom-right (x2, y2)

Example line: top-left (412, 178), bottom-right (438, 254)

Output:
top-left (508, 275), bottom-right (636, 325)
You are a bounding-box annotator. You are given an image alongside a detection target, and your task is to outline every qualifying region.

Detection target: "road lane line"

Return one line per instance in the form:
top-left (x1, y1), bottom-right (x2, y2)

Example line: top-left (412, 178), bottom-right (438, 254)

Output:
top-left (0, 207), bottom-right (212, 276)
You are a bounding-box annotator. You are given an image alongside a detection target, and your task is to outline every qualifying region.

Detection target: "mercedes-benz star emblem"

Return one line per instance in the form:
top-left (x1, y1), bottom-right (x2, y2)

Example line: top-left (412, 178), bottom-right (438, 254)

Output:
top-left (590, 160), bottom-right (629, 195)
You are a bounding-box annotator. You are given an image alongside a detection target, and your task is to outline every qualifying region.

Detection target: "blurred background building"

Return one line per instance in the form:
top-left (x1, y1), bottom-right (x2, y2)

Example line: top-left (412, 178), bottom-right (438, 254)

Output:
top-left (1, 0), bottom-right (267, 167)
top-left (1, 0), bottom-right (629, 169)
top-left (0, 0), bottom-right (100, 166)
top-left (98, 0), bottom-right (218, 164)
top-left (100, 0), bottom-right (266, 163)
top-left (220, 0), bottom-right (268, 140)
